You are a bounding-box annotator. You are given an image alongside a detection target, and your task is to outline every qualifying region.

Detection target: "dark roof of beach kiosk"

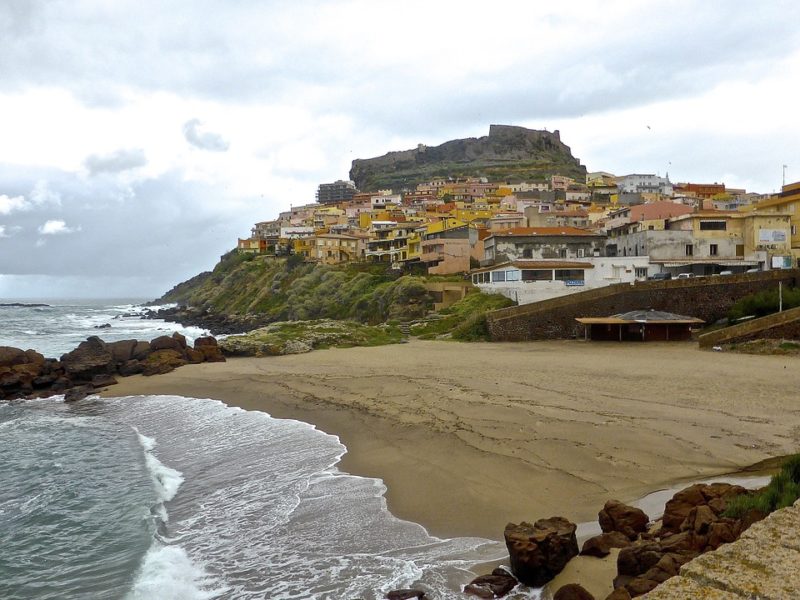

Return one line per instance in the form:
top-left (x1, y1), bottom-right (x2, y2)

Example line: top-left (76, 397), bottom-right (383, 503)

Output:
top-left (575, 309), bottom-right (705, 325)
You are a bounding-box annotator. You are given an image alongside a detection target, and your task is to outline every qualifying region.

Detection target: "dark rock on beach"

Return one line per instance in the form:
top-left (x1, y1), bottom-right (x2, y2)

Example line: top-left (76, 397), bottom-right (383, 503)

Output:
top-left (598, 500), bottom-right (649, 541)
top-left (146, 305), bottom-right (273, 336)
top-left (580, 531), bottom-right (631, 558)
top-left (553, 583), bottom-right (595, 600)
top-left (504, 516), bottom-right (579, 587)
top-left (385, 590), bottom-right (427, 600)
top-left (463, 568), bottom-right (518, 597)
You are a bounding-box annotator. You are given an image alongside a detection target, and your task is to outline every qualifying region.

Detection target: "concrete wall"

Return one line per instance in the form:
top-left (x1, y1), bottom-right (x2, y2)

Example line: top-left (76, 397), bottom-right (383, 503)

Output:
top-left (486, 269), bottom-right (800, 341)
top-left (698, 305), bottom-right (800, 347)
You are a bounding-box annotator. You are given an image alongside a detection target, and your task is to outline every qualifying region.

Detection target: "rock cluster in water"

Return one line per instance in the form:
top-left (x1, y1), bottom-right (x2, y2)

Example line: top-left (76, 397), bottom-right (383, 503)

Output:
top-left (0, 332), bottom-right (225, 401)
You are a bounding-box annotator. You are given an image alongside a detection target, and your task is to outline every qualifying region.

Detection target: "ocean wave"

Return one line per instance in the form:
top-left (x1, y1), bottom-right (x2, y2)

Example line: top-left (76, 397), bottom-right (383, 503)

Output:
top-left (135, 430), bottom-right (185, 508)
top-left (124, 543), bottom-right (226, 600)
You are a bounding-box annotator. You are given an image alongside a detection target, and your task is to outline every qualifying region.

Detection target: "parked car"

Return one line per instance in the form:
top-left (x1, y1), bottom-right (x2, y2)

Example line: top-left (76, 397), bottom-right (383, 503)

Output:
top-left (745, 268), bottom-right (760, 273)
top-left (676, 273), bottom-right (695, 279)
top-left (719, 270), bottom-right (733, 275)
top-left (648, 272), bottom-right (672, 280)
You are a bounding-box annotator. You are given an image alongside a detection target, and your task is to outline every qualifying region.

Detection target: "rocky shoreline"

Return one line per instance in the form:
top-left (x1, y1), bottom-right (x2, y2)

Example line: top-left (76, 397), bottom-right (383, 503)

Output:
top-left (0, 332), bottom-right (225, 402)
top-left (389, 482), bottom-right (769, 599)
top-left (145, 305), bottom-right (274, 335)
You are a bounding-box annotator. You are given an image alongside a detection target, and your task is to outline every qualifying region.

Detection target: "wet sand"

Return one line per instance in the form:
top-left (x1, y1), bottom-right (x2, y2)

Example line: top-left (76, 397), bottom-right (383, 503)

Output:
top-left (102, 340), bottom-right (800, 542)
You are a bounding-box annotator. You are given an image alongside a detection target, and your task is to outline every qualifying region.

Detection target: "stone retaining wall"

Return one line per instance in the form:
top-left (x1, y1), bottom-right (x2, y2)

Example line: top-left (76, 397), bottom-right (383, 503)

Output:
top-left (486, 270), bottom-right (800, 341)
top-left (698, 305), bottom-right (800, 348)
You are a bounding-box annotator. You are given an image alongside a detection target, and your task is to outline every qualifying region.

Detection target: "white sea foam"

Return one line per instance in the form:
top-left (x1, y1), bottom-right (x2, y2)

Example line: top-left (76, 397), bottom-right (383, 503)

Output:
top-left (136, 431), bottom-right (184, 505)
top-left (125, 543), bottom-right (225, 600)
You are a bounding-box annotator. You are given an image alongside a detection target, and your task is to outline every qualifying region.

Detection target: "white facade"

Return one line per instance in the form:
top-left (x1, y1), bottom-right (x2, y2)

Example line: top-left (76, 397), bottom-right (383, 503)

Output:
top-left (471, 256), bottom-right (650, 305)
top-left (617, 174), bottom-right (673, 196)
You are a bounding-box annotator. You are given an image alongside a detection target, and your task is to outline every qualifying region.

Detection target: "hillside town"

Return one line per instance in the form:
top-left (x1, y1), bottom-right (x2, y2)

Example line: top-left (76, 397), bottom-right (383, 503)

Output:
top-left (237, 172), bottom-right (800, 305)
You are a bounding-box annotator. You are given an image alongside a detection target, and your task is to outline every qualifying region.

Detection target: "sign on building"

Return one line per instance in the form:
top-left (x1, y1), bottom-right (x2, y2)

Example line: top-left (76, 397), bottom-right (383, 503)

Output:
top-left (772, 255), bottom-right (793, 269)
top-left (759, 229), bottom-right (788, 243)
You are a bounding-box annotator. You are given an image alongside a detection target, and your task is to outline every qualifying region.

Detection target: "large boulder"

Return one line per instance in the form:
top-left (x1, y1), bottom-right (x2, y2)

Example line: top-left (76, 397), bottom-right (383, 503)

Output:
top-left (463, 568), bottom-right (517, 598)
top-left (599, 500), bottom-right (649, 540)
top-left (107, 339), bottom-right (138, 364)
top-left (0, 346), bottom-right (27, 367)
top-left (60, 337), bottom-right (113, 380)
top-left (142, 349), bottom-right (186, 376)
top-left (150, 335), bottom-right (184, 353)
top-left (194, 336), bottom-right (226, 362)
top-left (661, 483), bottom-right (747, 534)
top-left (504, 517), bottom-right (579, 587)
top-left (132, 341), bottom-right (152, 361)
top-left (581, 531), bottom-right (631, 558)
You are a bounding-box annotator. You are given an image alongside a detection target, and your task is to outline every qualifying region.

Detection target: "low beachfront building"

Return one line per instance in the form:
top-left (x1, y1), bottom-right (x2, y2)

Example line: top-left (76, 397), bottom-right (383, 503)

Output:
top-left (575, 310), bottom-right (704, 342)
top-left (469, 256), bottom-right (649, 305)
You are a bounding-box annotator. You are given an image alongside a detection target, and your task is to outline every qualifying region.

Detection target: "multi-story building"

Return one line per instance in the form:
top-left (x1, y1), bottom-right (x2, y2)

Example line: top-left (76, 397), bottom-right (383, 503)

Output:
top-left (617, 174), bottom-right (673, 196)
top-left (316, 180), bottom-right (357, 204)
top-left (483, 227), bottom-right (606, 264)
top-left (313, 233), bottom-right (365, 264)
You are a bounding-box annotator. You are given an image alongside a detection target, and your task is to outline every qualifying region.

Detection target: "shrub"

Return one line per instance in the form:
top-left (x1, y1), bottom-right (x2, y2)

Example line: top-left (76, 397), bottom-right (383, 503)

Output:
top-left (728, 287), bottom-right (800, 322)
top-left (724, 454), bottom-right (800, 518)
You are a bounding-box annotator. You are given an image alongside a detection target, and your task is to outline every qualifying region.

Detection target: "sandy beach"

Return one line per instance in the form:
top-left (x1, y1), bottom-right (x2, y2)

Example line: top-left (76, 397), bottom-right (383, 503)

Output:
top-left (102, 340), bottom-right (800, 542)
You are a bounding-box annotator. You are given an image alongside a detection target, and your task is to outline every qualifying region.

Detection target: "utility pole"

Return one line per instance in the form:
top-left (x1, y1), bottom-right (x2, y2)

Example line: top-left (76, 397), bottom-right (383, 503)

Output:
top-left (783, 165), bottom-right (788, 188)
top-left (780, 281), bottom-right (783, 312)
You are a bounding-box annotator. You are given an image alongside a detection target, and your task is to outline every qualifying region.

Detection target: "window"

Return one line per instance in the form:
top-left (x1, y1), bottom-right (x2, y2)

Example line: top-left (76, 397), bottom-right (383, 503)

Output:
top-left (521, 270), bottom-right (552, 281)
top-left (491, 271), bottom-right (506, 282)
top-left (554, 269), bottom-right (585, 282)
top-left (560, 248), bottom-right (568, 258)
top-left (577, 248), bottom-right (585, 258)
top-left (699, 221), bottom-right (726, 231)
top-left (710, 244), bottom-right (718, 256)
top-left (635, 267), bottom-right (648, 278)
top-left (736, 244), bottom-right (745, 257)
top-left (506, 270), bottom-right (520, 281)
top-left (522, 248), bottom-right (533, 259)
top-left (685, 244), bottom-right (694, 256)
top-left (793, 225), bottom-right (798, 236)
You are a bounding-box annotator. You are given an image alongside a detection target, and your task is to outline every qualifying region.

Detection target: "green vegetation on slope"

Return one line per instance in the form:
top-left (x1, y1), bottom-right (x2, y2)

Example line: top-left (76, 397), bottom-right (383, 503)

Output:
top-left (724, 455), bottom-right (800, 518)
top-left (728, 287), bottom-right (800, 323)
top-left (411, 292), bottom-right (514, 341)
top-left (159, 252), bottom-right (436, 324)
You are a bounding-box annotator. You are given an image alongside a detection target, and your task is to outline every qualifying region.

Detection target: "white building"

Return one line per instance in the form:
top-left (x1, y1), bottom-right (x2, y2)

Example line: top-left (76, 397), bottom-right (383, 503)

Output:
top-left (470, 256), bottom-right (650, 305)
top-left (617, 174), bottom-right (673, 196)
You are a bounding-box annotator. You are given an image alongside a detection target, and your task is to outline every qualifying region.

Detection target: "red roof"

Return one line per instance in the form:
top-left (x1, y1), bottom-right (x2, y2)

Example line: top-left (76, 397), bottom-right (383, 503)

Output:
top-left (630, 202), bottom-right (693, 222)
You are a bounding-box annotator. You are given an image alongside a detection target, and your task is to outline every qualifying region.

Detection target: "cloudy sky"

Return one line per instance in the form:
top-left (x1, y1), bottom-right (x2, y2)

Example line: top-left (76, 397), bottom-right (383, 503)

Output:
top-left (1, 0), bottom-right (799, 298)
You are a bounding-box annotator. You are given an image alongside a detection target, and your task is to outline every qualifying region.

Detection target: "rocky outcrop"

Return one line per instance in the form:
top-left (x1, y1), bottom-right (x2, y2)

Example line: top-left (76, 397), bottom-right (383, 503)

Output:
top-left (606, 483), bottom-right (760, 597)
top-left (598, 500), bottom-right (650, 540)
top-left (349, 124), bottom-right (586, 192)
top-left (504, 516), bottom-right (579, 587)
top-left (0, 334), bottom-right (226, 401)
top-left (219, 319), bottom-right (402, 357)
top-left (463, 568), bottom-right (518, 598)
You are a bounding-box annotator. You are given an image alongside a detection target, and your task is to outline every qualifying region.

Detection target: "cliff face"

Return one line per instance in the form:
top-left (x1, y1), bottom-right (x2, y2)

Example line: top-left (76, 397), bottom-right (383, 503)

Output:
top-left (349, 124), bottom-right (586, 192)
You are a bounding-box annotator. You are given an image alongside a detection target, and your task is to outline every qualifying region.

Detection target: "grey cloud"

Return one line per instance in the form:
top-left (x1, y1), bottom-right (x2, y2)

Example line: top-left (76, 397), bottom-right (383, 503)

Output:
top-left (84, 148), bottom-right (147, 175)
top-left (0, 164), bottom-right (261, 296)
top-left (182, 119), bottom-right (230, 152)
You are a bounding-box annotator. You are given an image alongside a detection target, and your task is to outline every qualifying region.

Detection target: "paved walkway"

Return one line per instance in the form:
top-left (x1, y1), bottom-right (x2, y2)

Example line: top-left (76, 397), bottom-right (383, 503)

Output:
top-left (643, 500), bottom-right (800, 599)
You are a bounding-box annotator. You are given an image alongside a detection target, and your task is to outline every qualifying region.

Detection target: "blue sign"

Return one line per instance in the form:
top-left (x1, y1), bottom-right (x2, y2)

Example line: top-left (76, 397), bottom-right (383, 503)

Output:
top-left (565, 280), bottom-right (585, 286)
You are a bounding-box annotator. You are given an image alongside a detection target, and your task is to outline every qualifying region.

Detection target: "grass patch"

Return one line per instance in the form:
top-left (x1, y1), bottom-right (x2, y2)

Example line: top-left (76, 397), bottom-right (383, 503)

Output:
top-left (724, 454), bottom-right (800, 519)
top-left (411, 291), bottom-right (514, 341)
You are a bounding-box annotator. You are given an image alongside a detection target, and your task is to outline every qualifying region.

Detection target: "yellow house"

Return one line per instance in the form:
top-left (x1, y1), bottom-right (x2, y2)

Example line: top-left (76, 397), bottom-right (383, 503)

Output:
top-left (743, 181), bottom-right (800, 266)
top-left (313, 234), bottom-right (363, 265)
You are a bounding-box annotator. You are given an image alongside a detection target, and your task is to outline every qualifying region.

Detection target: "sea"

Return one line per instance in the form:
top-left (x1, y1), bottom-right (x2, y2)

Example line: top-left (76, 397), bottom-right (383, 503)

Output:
top-left (0, 300), bottom-right (513, 600)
